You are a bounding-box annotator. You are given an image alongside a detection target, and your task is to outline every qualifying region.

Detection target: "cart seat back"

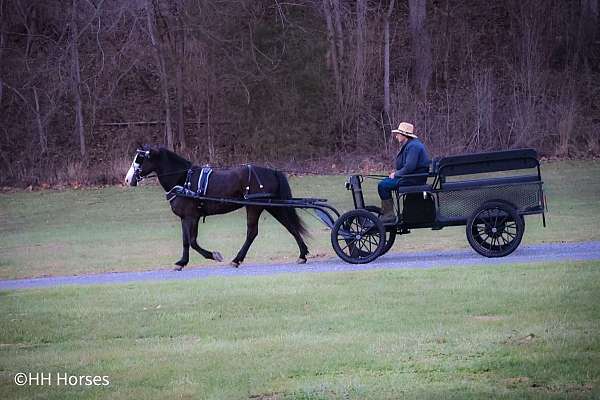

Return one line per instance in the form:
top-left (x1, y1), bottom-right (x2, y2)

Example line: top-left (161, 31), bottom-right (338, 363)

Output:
top-left (441, 174), bottom-right (540, 191)
top-left (435, 148), bottom-right (538, 178)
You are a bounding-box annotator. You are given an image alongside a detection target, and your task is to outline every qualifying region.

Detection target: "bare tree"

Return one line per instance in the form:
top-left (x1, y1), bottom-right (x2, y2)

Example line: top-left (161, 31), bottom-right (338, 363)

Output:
top-left (145, 0), bottom-right (174, 150)
top-left (382, 0), bottom-right (395, 137)
top-left (32, 86), bottom-right (47, 153)
top-left (579, 0), bottom-right (599, 64)
top-left (470, 68), bottom-right (495, 150)
top-left (322, 0), bottom-right (343, 105)
top-left (354, 0), bottom-right (367, 108)
top-left (408, 0), bottom-right (431, 99)
top-left (332, 0), bottom-right (344, 62)
top-left (71, 0), bottom-right (86, 157)
top-left (174, 1), bottom-right (186, 150)
top-left (0, 0), bottom-right (7, 110)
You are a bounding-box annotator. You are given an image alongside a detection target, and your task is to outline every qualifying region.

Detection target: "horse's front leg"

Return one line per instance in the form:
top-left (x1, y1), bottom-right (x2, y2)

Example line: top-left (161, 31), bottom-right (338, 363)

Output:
top-left (231, 206), bottom-right (263, 267)
top-left (174, 217), bottom-right (193, 271)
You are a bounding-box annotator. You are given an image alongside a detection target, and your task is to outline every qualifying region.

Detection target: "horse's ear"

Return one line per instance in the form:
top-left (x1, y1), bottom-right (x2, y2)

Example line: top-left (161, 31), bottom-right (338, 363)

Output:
top-left (139, 144), bottom-right (155, 156)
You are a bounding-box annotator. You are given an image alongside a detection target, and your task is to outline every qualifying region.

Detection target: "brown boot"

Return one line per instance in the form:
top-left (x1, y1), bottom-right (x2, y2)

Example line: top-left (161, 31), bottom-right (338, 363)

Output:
top-left (380, 199), bottom-right (397, 224)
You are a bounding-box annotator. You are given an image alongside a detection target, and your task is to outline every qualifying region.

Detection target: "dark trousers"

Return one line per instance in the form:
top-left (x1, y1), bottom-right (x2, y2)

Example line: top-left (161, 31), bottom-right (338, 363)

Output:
top-left (378, 175), bottom-right (428, 200)
top-left (378, 178), bottom-right (401, 200)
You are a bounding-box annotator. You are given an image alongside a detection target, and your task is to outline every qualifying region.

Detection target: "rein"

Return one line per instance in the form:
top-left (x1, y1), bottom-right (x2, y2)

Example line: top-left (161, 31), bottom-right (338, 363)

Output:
top-left (131, 148), bottom-right (387, 186)
top-left (142, 169), bottom-right (389, 182)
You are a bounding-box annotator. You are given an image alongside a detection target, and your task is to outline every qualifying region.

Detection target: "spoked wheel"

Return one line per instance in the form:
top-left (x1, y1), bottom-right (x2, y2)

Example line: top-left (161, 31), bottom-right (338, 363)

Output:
top-left (365, 206), bottom-right (397, 256)
top-left (331, 209), bottom-right (385, 264)
top-left (466, 201), bottom-right (525, 257)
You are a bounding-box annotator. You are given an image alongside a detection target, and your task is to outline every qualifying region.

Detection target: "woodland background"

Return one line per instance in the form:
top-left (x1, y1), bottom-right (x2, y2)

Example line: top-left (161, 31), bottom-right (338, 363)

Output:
top-left (0, 0), bottom-right (599, 186)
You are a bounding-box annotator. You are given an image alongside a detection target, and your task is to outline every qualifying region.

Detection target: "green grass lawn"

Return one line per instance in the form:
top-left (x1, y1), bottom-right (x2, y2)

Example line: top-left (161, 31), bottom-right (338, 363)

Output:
top-left (0, 160), bottom-right (599, 279)
top-left (1, 261), bottom-right (599, 399)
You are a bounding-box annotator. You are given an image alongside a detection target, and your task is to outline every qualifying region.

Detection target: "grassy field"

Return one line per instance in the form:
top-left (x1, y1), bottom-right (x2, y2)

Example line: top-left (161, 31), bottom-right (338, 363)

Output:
top-left (0, 160), bottom-right (599, 279)
top-left (1, 261), bottom-right (599, 399)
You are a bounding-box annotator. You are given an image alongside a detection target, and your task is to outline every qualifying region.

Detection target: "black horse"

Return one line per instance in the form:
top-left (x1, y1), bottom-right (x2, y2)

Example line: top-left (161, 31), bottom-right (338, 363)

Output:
top-left (125, 146), bottom-right (309, 270)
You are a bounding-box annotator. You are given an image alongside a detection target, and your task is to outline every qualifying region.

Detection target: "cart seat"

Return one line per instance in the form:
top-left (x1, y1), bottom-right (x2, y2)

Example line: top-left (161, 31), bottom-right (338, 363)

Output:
top-left (396, 184), bottom-right (433, 194)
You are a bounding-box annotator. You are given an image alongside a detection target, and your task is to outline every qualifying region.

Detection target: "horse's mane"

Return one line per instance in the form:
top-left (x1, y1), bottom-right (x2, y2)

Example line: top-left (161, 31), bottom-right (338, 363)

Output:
top-left (160, 147), bottom-right (193, 168)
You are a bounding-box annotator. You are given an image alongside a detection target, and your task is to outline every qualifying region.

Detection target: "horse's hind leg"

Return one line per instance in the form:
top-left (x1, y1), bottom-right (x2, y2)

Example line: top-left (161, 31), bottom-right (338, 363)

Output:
top-left (267, 208), bottom-right (309, 264)
top-left (231, 206), bottom-right (264, 267)
top-left (189, 218), bottom-right (223, 262)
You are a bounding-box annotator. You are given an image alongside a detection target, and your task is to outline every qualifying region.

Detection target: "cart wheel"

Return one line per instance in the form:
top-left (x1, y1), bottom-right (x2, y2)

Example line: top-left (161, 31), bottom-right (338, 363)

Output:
top-left (365, 206), bottom-right (397, 256)
top-left (466, 201), bottom-right (524, 257)
top-left (331, 209), bottom-right (385, 264)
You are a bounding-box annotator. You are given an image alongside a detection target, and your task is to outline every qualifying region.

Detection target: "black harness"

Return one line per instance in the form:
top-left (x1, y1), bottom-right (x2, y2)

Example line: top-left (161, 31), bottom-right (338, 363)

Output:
top-left (165, 166), bottom-right (212, 202)
top-left (243, 164), bottom-right (272, 199)
top-left (164, 164), bottom-right (272, 203)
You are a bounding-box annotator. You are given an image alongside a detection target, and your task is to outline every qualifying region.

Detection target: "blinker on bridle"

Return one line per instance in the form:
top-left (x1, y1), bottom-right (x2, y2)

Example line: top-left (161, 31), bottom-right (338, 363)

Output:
top-left (131, 149), bottom-right (150, 183)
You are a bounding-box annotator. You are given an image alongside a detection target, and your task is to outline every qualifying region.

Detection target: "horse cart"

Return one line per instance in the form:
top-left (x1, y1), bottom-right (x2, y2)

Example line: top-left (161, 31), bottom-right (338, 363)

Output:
top-left (330, 148), bottom-right (547, 264)
top-left (127, 146), bottom-right (545, 267)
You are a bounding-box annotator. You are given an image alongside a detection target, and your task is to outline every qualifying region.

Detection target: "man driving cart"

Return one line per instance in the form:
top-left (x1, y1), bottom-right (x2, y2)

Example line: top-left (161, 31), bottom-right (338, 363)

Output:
top-left (378, 122), bottom-right (431, 223)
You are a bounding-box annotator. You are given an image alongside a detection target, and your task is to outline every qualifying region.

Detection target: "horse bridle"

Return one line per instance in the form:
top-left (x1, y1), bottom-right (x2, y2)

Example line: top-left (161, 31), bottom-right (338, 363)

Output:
top-left (130, 149), bottom-right (188, 184)
top-left (130, 149), bottom-right (150, 184)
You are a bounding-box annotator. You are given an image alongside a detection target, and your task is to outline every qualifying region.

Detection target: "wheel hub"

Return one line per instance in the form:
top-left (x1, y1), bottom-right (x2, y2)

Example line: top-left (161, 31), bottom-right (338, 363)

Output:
top-left (485, 223), bottom-right (505, 237)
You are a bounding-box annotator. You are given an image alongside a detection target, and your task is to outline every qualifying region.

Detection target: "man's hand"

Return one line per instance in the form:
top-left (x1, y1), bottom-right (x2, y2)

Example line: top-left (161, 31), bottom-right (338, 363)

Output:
top-left (389, 172), bottom-right (395, 179)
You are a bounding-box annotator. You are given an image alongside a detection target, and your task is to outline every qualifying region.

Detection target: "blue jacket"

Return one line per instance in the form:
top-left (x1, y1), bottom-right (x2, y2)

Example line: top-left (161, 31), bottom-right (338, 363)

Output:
top-left (394, 138), bottom-right (430, 185)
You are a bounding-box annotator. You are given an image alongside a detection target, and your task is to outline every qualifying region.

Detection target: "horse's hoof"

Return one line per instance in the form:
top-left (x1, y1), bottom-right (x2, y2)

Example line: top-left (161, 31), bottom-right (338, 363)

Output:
top-left (230, 261), bottom-right (240, 268)
top-left (174, 260), bottom-right (187, 268)
top-left (297, 257), bottom-right (307, 264)
top-left (173, 266), bottom-right (183, 271)
top-left (212, 251), bottom-right (224, 262)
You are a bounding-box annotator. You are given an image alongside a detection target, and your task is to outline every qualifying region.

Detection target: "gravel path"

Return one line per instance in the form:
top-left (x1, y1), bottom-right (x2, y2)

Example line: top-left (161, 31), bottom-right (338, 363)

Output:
top-left (1, 241), bottom-right (599, 290)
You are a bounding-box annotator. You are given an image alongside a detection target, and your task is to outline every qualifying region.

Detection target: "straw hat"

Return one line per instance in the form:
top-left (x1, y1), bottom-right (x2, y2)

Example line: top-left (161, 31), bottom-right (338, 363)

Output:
top-left (392, 122), bottom-right (417, 139)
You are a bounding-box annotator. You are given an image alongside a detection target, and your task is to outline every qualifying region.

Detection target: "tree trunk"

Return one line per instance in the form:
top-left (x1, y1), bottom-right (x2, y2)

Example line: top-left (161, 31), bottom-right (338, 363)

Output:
top-left (383, 0), bottom-right (395, 137)
top-left (71, 1), bottom-right (86, 157)
top-left (581, 0), bottom-right (599, 27)
top-left (0, 0), bottom-right (5, 106)
top-left (332, 0), bottom-right (344, 62)
top-left (579, 0), bottom-right (599, 61)
top-left (323, 0), bottom-right (342, 104)
top-left (32, 87), bottom-right (47, 153)
top-left (409, 0), bottom-right (432, 99)
top-left (206, 90), bottom-right (215, 163)
top-left (175, 1), bottom-right (186, 150)
top-left (146, 0), bottom-right (174, 150)
top-left (353, 0), bottom-right (367, 145)
top-left (175, 48), bottom-right (185, 150)
top-left (355, 0), bottom-right (366, 104)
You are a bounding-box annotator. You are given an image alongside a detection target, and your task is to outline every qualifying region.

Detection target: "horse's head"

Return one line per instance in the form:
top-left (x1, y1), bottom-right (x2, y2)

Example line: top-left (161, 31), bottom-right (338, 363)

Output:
top-left (124, 146), bottom-right (159, 186)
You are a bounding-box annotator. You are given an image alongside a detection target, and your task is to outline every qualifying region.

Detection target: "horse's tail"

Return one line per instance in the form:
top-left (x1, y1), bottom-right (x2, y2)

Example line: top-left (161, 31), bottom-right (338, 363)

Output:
top-left (274, 170), bottom-right (310, 239)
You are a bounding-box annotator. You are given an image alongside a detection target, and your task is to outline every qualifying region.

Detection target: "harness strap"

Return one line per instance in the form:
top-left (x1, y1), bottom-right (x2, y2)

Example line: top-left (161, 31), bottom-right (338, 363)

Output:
top-left (198, 166), bottom-right (213, 196)
top-left (185, 169), bottom-right (194, 189)
top-left (244, 164), bottom-right (265, 199)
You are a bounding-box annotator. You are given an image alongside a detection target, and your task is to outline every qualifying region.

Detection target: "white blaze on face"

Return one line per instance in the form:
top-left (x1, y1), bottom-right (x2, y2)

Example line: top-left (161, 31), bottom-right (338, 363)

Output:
top-left (125, 160), bottom-right (139, 186)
